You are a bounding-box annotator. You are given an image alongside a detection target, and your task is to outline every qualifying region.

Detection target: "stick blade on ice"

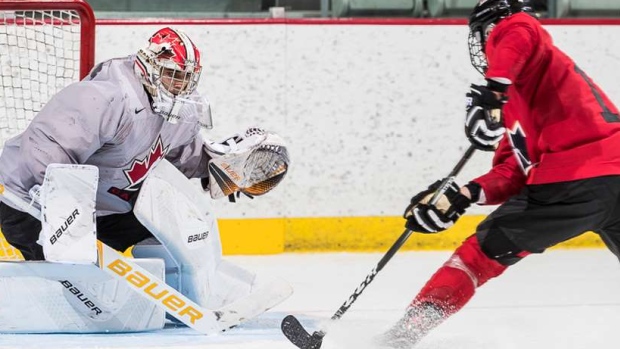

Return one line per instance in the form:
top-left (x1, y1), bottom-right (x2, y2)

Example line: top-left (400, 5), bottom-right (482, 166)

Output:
top-left (281, 315), bottom-right (324, 349)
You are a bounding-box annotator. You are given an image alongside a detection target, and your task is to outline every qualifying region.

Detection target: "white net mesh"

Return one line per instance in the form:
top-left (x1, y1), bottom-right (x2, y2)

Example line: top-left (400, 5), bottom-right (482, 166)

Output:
top-left (0, 9), bottom-right (81, 149)
top-left (0, 3), bottom-right (92, 261)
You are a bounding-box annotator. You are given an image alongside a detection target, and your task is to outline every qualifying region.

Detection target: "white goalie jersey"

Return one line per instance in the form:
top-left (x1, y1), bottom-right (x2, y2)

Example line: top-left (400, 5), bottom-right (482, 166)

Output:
top-left (0, 55), bottom-right (212, 216)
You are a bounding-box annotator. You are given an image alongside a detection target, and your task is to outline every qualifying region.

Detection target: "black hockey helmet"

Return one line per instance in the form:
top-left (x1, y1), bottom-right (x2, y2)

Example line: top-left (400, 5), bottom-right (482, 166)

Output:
top-left (468, 0), bottom-right (534, 75)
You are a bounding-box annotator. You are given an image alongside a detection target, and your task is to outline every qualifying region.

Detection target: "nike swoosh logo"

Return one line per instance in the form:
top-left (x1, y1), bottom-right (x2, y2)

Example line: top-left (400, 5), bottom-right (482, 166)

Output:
top-left (135, 107), bottom-right (146, 114)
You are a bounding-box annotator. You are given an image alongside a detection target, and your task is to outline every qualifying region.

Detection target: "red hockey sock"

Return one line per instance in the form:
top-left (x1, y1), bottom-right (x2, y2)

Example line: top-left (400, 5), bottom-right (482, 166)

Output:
top-left (412, 235), bottom-right (508, 315)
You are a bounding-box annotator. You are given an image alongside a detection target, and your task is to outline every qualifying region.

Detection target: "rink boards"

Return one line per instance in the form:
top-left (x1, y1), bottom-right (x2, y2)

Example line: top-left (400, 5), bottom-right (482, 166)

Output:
top-left (218, 215), bottom-right (605, 254)
top-left (0, 215), bottom-right (605, 260)
top-left (1, 20), bottom-right (618, 258)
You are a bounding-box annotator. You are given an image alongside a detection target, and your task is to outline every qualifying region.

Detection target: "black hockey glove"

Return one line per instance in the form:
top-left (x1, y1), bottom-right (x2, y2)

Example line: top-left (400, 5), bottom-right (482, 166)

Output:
top-left (404, 179), bottom-right (472, 234)
top-left (465, 83), bottom-right (508, 152)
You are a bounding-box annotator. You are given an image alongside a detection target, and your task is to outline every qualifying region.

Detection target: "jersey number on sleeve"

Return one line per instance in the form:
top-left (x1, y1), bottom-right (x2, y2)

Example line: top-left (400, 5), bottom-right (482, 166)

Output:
top-left (575, 65), bottom-right (620, 123)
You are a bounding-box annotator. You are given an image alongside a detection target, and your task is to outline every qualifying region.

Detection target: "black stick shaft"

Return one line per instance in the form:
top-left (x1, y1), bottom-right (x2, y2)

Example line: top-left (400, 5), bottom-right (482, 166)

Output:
top-left (429, 145), bottom-right (476, 205)
top-left (327, 145), bottom-right (477, 324)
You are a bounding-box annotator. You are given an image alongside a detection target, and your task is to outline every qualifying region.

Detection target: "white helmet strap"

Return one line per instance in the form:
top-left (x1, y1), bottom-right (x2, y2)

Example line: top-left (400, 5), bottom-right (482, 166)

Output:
top-left (152, 90), bottom-right (184, 124)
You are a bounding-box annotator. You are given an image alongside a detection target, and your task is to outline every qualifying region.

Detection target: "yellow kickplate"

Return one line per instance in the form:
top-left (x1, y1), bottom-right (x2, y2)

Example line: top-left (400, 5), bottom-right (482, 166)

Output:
top-left (0, 216), bottom-right (606, 259)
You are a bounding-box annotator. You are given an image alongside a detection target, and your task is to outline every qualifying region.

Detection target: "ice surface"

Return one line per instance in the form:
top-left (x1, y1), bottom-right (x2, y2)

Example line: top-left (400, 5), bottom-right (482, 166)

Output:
top-left (1, 249), bottom-right (619, 349)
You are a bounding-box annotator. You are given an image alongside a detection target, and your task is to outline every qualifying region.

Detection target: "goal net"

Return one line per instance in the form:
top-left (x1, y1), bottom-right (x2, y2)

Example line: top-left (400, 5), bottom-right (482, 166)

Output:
top-left (0, 0), bottom-right (95, 260)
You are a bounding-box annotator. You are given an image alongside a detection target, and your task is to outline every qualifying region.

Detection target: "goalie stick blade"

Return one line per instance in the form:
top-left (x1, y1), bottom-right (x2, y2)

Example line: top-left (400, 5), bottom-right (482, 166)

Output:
top-left (281, 315), bottom-right (325, 349)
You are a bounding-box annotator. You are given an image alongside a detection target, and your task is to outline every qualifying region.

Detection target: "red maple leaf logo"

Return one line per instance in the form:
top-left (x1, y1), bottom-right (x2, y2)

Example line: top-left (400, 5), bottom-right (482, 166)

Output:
top-left (124, 136), bottom-right (169, 191)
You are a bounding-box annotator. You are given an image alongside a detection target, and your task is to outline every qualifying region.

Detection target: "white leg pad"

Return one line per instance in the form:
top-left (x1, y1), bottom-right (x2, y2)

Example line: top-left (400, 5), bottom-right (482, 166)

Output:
top-left (0, 259), bottom-right (165, 333)
top-left (133, 160), bottom-right (293, 325)
top-left (133, 241), bottom-right (260, 309)
top-left (134, 160), bottom-right (262, 310)
top-left (131, 242), bottom-right (294, 331)
top-left (131, 238), bottom-right (182, 292)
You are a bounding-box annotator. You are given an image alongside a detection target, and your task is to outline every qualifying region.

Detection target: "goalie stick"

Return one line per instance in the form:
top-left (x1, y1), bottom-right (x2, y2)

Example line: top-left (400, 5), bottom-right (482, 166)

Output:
top-left (0, 183), bottom-right (291, 335)
top-left (280, 145), bottom-right (477, 349)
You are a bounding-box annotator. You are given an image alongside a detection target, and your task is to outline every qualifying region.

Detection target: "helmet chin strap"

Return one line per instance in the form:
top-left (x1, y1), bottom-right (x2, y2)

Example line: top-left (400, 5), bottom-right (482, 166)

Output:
top-left (152, 91), bottom-right (184, 124)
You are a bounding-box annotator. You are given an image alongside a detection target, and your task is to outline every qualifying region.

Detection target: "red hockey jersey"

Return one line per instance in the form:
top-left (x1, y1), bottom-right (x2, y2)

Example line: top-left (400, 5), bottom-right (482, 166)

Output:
top-left (472, 13), bottom-right (620, 205)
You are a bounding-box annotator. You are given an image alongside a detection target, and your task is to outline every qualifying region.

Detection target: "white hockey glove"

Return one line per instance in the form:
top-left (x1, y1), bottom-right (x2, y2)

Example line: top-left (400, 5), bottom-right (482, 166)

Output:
top-left (203, 127), bottom-right (290, 202)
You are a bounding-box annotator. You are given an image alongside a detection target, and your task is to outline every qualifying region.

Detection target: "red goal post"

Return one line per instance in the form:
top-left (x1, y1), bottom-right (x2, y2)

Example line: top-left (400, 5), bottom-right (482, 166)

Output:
top-left (0, 0), bottom-right (95, 260)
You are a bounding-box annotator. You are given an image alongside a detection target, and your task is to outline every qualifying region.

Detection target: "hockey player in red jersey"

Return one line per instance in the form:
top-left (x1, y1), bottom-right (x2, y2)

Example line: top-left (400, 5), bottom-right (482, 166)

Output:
top-left (378, 0), bottom-right (620, 347)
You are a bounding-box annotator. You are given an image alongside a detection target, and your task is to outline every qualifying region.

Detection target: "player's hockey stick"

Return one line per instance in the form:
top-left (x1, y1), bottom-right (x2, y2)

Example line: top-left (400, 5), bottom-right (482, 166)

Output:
top-left (280, 145), bottom-right (477, 349)
top-left (0, 183), bottom-right (291, 335)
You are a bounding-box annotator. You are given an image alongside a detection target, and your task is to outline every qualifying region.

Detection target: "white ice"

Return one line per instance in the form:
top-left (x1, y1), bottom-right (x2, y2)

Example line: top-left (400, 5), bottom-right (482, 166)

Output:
top-left (0, 249), bottom-right (619, 349)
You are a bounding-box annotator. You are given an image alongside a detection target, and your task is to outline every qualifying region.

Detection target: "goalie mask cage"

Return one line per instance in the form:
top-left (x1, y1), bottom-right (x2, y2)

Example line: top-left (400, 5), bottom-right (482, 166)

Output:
top-left (0, 0), bottom-right (95, 260)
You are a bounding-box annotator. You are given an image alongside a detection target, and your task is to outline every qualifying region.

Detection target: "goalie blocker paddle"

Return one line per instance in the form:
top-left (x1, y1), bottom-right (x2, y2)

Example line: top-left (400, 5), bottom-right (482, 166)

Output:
top-left (280, 145), bottom-right (477, 349)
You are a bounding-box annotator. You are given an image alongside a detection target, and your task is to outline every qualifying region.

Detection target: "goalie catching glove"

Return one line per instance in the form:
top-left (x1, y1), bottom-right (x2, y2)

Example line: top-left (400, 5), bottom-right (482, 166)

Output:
top-left (203, 127), bottom-right (289, 201)
top-left (404, 179), bottom-right (474, 233)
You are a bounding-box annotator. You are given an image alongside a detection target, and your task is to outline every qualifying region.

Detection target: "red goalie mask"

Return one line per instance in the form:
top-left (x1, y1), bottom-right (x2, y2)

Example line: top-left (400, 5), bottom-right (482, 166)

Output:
top-left (134, 27), bottom-right (205, 123)
top-left (135, 27), bottom-right (201, 98)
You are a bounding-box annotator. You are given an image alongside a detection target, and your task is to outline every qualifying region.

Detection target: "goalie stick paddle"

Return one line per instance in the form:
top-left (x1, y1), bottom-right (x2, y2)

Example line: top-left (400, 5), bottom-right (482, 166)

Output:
top-left (280, 145), bottom-right (477, 349)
